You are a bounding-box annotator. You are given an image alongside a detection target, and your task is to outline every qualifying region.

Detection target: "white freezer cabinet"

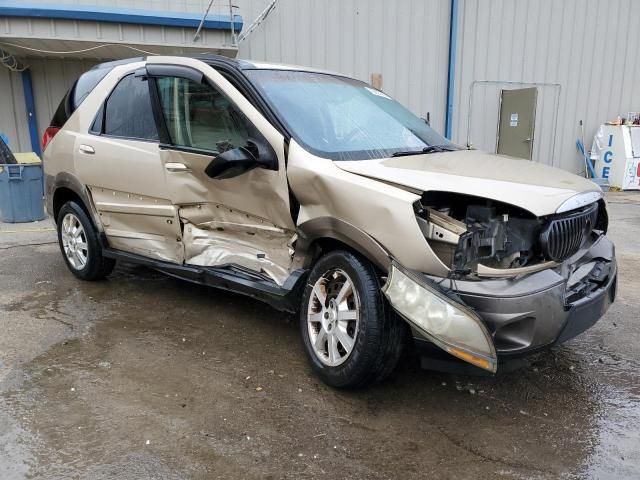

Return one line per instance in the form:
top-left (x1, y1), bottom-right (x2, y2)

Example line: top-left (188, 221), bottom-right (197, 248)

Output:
top-left (592, 125), bottom-right (640, 190)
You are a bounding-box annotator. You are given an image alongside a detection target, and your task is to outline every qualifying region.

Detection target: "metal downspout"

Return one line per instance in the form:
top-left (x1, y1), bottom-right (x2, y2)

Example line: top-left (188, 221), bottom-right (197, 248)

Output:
top-left (445, 0), bottom-right (459, 140)
top-left (21, 69), bottom-right (41, 156)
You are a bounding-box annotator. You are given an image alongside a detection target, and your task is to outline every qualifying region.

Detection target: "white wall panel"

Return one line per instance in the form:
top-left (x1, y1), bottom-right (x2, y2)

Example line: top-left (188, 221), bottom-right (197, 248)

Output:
top-left (6, 0), bottom-right (639, 175)
top-left (1, 0), bottom-right (452, 153)
top-left (0, 58), bottom-right (100, 152)
top-left (0, 67), bottom-right (30, 151)
top-left (453, 0), bottom-right (640, 174)
top-left (236, 0), bottom-right (452, 132)
top-left (29, 58), bottom-right (100, 144)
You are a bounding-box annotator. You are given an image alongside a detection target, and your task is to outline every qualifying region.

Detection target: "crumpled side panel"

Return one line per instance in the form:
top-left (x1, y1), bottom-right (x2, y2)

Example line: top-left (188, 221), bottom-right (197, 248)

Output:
top-left (180, 205), bottom-right (294, 286)
top-left (102, 213), bottom-right (183, 263)
top-left (90, 187), bottom-right (183, 264)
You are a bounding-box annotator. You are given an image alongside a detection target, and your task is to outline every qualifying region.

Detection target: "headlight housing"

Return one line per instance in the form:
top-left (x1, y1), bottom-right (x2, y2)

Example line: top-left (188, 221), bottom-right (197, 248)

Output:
top-left (382, 262), bottom-right (497, 372)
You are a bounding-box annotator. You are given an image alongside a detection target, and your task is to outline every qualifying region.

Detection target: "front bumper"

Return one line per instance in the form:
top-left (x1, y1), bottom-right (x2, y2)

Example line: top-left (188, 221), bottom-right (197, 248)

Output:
top-left (415, 235), bottom-right (617, 360)
top-left (457, 236), bottom-right (615, 358)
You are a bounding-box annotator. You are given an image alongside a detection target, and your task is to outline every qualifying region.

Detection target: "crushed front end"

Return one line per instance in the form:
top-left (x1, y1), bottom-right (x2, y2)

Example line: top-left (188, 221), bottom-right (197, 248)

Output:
top-left (383, 191), bottom-right (617, 373)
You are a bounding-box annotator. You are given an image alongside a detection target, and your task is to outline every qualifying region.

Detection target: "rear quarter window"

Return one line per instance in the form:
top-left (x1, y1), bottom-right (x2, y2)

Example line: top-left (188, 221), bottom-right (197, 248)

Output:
top-left (50, 66), bottom-right (111, 128)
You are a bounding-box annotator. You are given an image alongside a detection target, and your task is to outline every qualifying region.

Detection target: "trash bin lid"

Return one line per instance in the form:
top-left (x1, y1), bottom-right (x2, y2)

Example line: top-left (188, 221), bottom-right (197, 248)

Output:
top-left (13, 152), bottom-right (41, 164)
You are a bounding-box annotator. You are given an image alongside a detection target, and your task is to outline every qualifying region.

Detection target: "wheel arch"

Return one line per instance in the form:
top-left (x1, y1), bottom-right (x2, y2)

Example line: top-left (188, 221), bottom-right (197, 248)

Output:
top-left (50, 173), bottom-right (100, 228)
top-left (295, 217), bottom-right (391, 274)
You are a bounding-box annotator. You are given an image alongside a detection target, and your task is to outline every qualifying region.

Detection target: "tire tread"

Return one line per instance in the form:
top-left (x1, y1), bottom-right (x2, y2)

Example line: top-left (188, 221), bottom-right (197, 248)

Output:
top-left (57, 201), bottom-right (115, 281)
top-left (300, 250), bottom-right (405, 388)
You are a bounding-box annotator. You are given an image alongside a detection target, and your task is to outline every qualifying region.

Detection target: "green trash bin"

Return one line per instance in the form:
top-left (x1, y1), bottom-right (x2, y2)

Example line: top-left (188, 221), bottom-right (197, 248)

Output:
top-left (0, 163), bottom-right (46, 223)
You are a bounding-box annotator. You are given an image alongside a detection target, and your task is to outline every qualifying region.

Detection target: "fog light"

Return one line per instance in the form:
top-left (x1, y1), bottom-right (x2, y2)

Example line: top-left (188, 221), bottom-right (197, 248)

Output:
top-left (382, 263), bottom-right (497, 373)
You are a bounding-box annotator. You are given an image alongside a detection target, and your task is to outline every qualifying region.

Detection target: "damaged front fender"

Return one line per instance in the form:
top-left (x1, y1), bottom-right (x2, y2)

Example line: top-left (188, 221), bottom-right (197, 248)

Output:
top-left (382, 262), bottom-right (497, 373)
top-left (294, 216), bottom-right (392, 273)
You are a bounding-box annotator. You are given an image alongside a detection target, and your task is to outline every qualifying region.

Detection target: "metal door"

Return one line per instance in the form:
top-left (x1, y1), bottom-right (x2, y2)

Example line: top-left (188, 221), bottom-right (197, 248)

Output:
top-left (145, 59), bottom-right (297, 286)
top-left (76, 72), bottom-right (184, 264)
top-left (496, 87), bottom-right (537, 160)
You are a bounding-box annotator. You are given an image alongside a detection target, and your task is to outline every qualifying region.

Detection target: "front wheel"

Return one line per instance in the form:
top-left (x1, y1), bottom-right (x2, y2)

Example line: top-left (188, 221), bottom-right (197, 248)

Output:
top-left (300, 250), bottom-right (405, 388)
top-left (56, 201), bottom-right (115, 280)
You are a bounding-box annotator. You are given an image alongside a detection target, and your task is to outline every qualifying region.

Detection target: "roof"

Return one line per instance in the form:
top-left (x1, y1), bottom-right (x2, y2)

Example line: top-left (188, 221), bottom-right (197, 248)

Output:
top-left (188, 54), bottom-right (345, 77)
top-left (89, 54), bottom-right (350, 80)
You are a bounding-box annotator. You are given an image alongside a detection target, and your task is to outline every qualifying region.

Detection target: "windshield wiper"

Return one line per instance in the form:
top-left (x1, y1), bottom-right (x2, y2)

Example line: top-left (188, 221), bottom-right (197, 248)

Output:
top-left (391, 145), bottom-right (457, 157)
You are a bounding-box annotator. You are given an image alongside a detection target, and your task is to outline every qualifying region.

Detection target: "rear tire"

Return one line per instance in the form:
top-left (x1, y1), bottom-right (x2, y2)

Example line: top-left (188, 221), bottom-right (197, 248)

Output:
top-left (56, 201), bottom-right (115, 280)
top-left (300, 250), bottom-right (405, 388)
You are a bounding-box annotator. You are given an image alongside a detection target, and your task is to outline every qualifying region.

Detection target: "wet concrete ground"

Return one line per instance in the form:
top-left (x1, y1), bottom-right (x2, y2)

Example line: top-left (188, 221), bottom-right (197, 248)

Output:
top-left (0, 193), bottom-right (638, 479)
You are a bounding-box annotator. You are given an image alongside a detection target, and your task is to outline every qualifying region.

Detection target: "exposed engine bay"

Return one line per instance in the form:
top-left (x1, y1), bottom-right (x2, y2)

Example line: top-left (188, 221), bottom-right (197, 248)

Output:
top-left (414, 192), bottom-right (607, 277)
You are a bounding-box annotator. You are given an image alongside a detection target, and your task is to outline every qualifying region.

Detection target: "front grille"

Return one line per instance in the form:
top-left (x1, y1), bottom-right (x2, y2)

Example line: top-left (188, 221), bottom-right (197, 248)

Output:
top-left (540, 203), bottom-right (599, 262)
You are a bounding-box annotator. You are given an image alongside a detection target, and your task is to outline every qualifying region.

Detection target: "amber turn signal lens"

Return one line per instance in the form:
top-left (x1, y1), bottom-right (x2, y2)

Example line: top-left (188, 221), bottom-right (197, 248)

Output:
top-left (446, 346), bottom-right (492, 371)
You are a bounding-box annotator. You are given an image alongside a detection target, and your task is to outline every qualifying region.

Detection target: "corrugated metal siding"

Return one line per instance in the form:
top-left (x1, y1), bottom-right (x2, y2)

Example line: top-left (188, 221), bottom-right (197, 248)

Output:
top-left (1, 0), bottom-right (452, 153)
top-left (4, 0), bottom-right (640, 171)
top-left (0, 58), bottom-right (99, 152)
top-left (0, 68), bottom-right (30, 152)
top-left (28, 58), bottom-right (99, 143)
top-left (453, 0), bottom-right (640, 173)
top-left (0, 16), bottom-right (236, 58)
top-left (237, 0), bottom-right (452, 132)
top-left (13, 0), bottom-right (238, 13)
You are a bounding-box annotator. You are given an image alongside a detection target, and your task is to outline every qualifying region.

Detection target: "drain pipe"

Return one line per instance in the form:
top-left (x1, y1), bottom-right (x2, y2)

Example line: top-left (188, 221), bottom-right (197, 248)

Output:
top-left (1, 49), bottom-right (40, 155)
top-left (21, 69), bottom-right (41, 156)
top-left (444, 0), bottom-right (459, 140)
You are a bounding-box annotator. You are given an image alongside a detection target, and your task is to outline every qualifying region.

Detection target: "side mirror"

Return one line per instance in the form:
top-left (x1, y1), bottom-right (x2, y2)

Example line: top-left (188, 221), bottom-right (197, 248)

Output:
top-left (205, 147), bottom-right (259, 179)
top-left (205, 140), bottom-right (277, 180)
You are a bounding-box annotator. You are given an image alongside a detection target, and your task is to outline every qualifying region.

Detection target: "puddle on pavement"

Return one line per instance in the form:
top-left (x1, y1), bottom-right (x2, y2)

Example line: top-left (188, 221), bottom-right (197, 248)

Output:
top-left (0, 408), bottom-right (35, 479)
top-left (575, 336), bottom-right (640, 479)
top-left (0, 262), bottom-right (638, 478)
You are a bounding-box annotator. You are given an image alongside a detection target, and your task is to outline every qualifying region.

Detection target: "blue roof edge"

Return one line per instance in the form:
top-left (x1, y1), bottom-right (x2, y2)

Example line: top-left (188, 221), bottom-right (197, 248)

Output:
top-left (0, 2), bottom-right (243, 31)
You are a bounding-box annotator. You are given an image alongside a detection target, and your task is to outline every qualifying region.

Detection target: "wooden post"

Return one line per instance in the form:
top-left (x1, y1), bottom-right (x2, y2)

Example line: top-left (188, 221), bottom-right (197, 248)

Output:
top-left (370, 73), bottom-right (383, 90)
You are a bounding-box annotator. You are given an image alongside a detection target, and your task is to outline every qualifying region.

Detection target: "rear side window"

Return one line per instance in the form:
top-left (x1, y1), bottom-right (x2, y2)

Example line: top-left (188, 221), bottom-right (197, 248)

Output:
top-left (101, 75), bottom-right (158, 141)
top-left (72, 67), bottom-right (111, 107)
top-left (50, 66), bottom-right (111, 129)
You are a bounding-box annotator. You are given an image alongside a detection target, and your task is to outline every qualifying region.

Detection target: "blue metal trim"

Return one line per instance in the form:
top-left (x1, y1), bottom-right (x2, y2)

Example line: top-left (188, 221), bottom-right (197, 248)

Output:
top-left (445, 0), bottom-right (459, 140)
top-left (0, 2), bottom-right (243, 31)
top-left (21, 69), bottom-right (41, 157)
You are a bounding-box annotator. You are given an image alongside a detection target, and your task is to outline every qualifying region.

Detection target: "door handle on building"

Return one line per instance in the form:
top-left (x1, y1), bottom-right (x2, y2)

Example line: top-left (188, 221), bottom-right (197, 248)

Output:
top-left (79, 144), bottom-right (95, 154)
top-left (165, 162), bottom-right (190, 172)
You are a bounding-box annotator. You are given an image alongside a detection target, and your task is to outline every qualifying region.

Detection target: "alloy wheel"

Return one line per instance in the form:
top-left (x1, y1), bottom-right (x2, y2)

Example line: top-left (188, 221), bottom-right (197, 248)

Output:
top-left (307, 268), bottom-right (360, 366)
top-left (61, 213), bottom-right (88, 270)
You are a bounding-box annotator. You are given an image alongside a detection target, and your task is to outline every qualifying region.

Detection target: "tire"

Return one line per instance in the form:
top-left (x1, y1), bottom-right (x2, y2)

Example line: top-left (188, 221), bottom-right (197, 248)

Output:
top-left (300, 250), bottom-right (405, 388)
top-left (56, 201), bottom-right (115, 280)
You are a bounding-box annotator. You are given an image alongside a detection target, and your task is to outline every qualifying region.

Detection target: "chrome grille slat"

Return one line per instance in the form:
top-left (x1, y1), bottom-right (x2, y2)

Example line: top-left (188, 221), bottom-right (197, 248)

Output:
top-left (540, 203), bottom-right (598, 262)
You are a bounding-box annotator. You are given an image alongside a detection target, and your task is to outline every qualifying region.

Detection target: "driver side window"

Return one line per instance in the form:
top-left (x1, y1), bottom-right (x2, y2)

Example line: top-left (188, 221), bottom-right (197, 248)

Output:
top-left (155, 77), bottom-right (249, 153)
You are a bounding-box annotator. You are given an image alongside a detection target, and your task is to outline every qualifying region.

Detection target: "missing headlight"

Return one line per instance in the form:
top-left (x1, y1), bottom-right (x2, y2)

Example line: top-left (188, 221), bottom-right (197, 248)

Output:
top-left (415, 192), bottom-right (544, 274)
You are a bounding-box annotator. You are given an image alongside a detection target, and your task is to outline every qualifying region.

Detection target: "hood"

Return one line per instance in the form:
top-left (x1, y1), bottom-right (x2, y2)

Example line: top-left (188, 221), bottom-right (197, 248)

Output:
top-left (335, 150), bottom-right (601, 217)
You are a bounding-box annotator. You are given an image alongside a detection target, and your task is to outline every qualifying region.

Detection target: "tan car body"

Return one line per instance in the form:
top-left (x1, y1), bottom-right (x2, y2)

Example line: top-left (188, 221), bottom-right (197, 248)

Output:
top-left (45, 56), bottom-right (602, 282)
top-left (44, 56), bottom-right (616, 373)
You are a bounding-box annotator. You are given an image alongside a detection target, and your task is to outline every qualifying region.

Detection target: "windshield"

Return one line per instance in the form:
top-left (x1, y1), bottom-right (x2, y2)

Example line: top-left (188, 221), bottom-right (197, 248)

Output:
top-left (245, 69), bottom-right (458, 160)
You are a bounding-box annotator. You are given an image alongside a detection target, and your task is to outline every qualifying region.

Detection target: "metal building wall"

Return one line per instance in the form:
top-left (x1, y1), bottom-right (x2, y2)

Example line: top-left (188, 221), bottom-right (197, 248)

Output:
top-left (0, 0), bottom-right (241, 151)
top-left (7, 0), bottom-right (452, 130)
top-left (237, 0), bottom-right (452, 133)
top-left (0, 58), bottom-right (99, 152)
top-left (0, 0), bottom-right (452, 152)
top-left (0, 67), bottom-right (30, 151)
top-left (452, 0), bottom-right (640, 174)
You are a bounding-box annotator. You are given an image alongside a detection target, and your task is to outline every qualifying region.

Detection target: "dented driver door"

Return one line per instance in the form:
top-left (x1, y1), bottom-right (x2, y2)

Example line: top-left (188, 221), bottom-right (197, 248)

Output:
top-left (146, 61), bottom-right (296, 285)
top-left (75, 70), bottom-right (184, 264)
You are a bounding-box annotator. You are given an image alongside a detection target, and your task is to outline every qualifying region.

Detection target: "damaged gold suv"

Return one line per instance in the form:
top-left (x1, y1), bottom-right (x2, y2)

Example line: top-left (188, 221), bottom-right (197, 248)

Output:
top-left (43, 55), bottom-right (617, 387)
